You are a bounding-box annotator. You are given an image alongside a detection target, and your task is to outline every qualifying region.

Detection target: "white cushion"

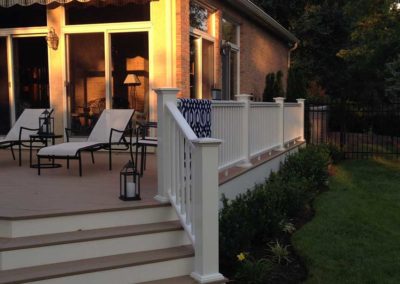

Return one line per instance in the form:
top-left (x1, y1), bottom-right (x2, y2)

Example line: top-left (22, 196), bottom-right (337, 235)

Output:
top-left (5, 109), bottom-right (50, 141)
top-left (38, 142), bottom-right (102, 157)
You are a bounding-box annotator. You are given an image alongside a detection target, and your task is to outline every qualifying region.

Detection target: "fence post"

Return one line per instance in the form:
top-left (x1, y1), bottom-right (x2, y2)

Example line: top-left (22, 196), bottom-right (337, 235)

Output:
top-left (154, 88), bottom-right (180, 203)
top-left (297, 98), bottom-right (306, 142)
top-left (235, 94), bottom-right (252, 167)
top-left (274, 97), bottom-right (286, 150)
top-left (191, 138), bottom-right (225, 284)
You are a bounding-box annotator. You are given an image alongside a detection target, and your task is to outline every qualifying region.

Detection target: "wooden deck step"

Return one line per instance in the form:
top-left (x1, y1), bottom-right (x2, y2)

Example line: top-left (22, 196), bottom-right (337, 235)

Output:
top-left (0, 221), bottom-right (182, 252)
top-left (139, 275), bottom-right (228, 284)
top-left (0, 245), bottom-right (194, 284)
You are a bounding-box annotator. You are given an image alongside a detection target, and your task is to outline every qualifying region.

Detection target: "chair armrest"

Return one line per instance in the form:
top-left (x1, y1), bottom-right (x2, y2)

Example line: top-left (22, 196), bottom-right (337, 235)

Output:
top-left (19, 126), bottom-right (40, 141)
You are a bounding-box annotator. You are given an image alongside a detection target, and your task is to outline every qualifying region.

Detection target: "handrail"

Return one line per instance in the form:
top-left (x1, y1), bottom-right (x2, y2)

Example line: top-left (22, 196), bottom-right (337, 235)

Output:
top-left (166, 102), bottom-right (197, 142)
top-left (250, 102), bottom-right (279, 107)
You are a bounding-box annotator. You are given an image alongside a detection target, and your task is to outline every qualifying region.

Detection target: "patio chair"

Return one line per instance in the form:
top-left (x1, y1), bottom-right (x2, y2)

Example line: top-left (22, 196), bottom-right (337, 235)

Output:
top-left (37, 109), bottom-right (134, 176)
top-left (0, 108), bottom-right (52, 166)
top-left (132, 121), bottom-right (157, 176)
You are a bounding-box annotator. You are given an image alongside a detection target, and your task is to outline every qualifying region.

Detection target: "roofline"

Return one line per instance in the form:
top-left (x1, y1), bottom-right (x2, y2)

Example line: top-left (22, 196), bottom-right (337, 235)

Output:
top-left (227, 0), bottom-right (299, 44)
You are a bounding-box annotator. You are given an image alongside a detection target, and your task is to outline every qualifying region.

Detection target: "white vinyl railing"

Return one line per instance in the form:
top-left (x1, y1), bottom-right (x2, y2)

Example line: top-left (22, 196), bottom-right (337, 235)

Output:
top-left (212, 101), bottom-right (246, 170)
top-left (284, 103), bottom-right (303, 143)
top-left (211, 96), bottom-right (305, 170)
top-left (250, 102), bottom-right (281, 157)
top-left (155, 88), bottom-right (224, 284)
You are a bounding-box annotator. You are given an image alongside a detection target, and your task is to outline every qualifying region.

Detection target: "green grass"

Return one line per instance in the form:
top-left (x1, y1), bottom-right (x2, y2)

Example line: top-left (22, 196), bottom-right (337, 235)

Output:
top-left (293, 158), bottom-right (400, 284)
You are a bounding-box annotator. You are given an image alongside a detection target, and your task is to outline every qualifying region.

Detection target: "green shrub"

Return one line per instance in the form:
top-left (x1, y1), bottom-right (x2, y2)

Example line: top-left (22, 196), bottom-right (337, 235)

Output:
top-left (234, 254), bottom-right (274, 284)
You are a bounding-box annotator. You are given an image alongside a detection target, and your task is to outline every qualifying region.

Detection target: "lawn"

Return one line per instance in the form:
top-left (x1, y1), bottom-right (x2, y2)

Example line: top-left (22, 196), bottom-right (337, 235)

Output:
top-left (293, 158), bottom-right (400, 284)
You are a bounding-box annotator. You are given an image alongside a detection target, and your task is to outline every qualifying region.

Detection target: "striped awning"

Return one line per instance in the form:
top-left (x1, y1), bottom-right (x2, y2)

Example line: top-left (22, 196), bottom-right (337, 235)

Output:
top-left (0, 0), bottom-right (152, 7)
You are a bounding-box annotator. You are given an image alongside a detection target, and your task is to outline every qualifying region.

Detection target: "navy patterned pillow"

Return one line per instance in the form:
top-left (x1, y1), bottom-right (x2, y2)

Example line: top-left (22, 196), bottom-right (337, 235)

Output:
top-left (178, 99), bottom-right (212, 138)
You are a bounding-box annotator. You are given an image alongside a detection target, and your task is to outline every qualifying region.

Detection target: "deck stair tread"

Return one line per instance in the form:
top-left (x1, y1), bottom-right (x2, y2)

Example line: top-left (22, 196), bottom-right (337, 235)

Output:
top-left (0, 221), bottom-right (182, 252)
top-left (0, 245), bottom-right (194, 284)
top-left (139, 276), bottom-right (228, 284)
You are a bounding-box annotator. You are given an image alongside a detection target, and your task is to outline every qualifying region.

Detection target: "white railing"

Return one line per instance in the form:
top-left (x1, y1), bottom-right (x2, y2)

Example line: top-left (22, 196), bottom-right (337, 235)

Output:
top-left (211, 96), bottom-right (305, 170)
top-left (250, 102), bottom-right (281, 157)
top-left (284, 103), bottom-right (303, 143)
top-left (155, 88), bottom-right (224, 284)
top-left (211, 101), bottom-right (246, 170)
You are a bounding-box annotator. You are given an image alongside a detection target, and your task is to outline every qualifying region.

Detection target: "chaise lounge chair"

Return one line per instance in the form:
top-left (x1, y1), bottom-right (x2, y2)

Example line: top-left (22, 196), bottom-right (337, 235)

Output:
top-left (37, 109), bottom-right (134, 176)
top-left (0, 108), bottom-right (52, 166)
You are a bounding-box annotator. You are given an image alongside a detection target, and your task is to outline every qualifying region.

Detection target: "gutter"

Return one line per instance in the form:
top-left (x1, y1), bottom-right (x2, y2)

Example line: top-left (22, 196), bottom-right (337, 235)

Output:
top-left (227, 0), bottom-right (300, 44)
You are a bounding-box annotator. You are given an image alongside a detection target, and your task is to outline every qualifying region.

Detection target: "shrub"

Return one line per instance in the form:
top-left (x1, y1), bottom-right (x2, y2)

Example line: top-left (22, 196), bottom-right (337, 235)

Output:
top-left (219, 145), bottom-right (331, 278)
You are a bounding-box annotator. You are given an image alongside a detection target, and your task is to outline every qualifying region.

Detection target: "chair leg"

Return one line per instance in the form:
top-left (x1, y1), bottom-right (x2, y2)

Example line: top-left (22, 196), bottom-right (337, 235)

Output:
top-left (38, 157), bottom-right (41, 176)
top-left (140, 144), bottom-right (145, 177)
top-left (18, 144), bottom-right (22, 166)
top-left (91, 151), bottom-right (95, 164)
top-left (109, 147), bottom-right (112, 171)
top-left (10, 146), bottom-right (15, 160)
top-left (78, 153), bottom-right (82, 177)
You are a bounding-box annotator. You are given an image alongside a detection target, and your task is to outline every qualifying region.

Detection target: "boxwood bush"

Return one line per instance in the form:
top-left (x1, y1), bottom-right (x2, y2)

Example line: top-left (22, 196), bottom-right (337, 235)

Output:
top-left (219, 144), bottom-right (331, 280)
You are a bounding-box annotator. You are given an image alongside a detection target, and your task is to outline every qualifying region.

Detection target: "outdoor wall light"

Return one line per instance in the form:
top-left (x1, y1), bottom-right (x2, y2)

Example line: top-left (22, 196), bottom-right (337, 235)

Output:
top-left (120, 160), bottom-right (141, 201)
top-left (46, 27), bottom-right (59, 50)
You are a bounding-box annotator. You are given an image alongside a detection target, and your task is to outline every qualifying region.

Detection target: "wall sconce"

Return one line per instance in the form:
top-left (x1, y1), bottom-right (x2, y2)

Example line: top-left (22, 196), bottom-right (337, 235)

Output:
top-left (46, 27), bottom-right (59, 50)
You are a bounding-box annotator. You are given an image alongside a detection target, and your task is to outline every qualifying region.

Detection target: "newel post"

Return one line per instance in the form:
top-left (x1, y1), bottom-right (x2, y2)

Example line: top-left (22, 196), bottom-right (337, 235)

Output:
top-left (154, 88), bottom-right (180, 203)
top-left (274, 97), bottom-right (286, 150)
top-left (191, 138), bottom-right (225, 284)
top-left (235, 94), bottom-right (252, 168)
top-left (297, 99), bottom-right (306, 142)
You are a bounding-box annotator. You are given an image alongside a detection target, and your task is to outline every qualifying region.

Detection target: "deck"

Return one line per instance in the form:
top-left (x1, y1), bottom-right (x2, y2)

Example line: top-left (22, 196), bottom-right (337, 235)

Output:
top-left (0, 150), bottom-right (158, 220)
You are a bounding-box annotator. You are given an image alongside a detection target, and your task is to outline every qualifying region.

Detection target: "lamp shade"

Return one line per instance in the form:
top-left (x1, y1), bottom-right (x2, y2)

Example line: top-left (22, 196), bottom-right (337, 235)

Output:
top-left (124, 74), bottom-right (141, 86)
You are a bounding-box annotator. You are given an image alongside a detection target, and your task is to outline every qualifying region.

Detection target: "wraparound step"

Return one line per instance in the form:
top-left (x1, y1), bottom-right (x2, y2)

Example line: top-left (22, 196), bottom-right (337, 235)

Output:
top-left (0, 245), bottom-right (194, 284)
top-left (0, 221), bottom-right (190, 270)
top-left (139, 275), bottom-right (228, 284)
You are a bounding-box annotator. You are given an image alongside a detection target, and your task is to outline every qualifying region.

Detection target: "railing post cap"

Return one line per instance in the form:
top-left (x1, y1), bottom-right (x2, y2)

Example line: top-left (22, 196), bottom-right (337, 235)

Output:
top-left (153, 87), bottom-right (181, 94)
top-left (297, 98), bottom-right (306, 103)
top-left (235, 94), bottom-right (253, 100)
top-left (193, 137), bottom-right (222, 146)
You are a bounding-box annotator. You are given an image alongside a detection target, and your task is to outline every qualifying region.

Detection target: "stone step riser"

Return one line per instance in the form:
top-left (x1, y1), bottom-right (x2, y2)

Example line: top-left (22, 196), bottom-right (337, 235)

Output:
top-left (28, 257), bottom-right (194, 284)
top-left (0, 206), bottom-right (176, 238)
top-left (1, 230), bottom-right (190, 270)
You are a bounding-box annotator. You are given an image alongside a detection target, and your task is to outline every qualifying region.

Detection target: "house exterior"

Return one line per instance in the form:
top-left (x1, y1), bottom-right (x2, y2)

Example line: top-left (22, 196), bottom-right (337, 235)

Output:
top-left (0, 0), bottom-right (298, 138)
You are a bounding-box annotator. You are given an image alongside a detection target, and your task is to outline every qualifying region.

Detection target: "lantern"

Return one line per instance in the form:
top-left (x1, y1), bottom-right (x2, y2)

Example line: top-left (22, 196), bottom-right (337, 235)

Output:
top-left (120, 160), bottom-right (141, 201)
top-left (39, 109), bottom-right (54, 134)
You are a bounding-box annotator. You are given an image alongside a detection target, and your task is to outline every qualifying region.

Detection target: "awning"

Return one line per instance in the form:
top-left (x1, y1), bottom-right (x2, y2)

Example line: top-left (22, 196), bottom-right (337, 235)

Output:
top-left (0, 0), bottom-right (153, 8)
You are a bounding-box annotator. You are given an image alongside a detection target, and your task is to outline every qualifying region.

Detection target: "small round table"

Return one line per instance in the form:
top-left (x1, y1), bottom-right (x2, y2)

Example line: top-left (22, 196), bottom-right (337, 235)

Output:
top-left (29, 133), bottom-right (63, 168)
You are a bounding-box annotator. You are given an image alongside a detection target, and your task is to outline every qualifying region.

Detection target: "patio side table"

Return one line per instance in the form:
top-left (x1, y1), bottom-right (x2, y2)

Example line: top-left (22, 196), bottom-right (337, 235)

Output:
top-left (29, 133), bottom-right (63, 168)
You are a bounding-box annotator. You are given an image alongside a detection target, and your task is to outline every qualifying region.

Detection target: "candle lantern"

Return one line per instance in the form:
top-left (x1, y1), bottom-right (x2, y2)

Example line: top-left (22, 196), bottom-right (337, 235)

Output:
top-left (120, 160), bottom-right (141, 201)
top-left (39, 109), bottom-right (54, 134)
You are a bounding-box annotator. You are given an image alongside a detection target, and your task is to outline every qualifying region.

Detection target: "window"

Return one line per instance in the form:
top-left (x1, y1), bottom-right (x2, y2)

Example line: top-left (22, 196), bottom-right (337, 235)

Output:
top-left (221, 18), bottom-right (240, 100)
top-left (190, 2), bottom-right (215, 99)
top-left (65, 1), bottom-right (150, 25)
top-left (0, 37), bottom-right (10, 135)
top-left (0, 4), bottom-right (47, 28)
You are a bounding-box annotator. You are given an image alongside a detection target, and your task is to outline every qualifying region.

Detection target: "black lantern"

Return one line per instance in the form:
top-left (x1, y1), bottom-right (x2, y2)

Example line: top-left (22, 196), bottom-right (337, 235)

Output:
top-left (39, 109), bottom-right (54, 134)
top-left (120, 160), bottom-right (141, 201)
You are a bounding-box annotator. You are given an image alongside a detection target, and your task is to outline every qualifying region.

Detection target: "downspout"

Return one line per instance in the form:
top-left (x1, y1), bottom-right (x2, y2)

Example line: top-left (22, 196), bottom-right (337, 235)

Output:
top-left (288, 41), bottom-right (299, 69)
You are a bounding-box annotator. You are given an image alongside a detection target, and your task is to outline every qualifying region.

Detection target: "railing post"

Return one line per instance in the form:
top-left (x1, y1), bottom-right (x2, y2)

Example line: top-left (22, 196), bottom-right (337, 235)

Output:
top-left (235, 94), bottom-right (252, 168)
top-left (191, 138), bottom-right (225, 284)
top-left (154, 88), bottom-right (180, 203)
top-left (297, 98), bottom-right (306, 142)
top-left (274, 97), bottom-right (286, 150)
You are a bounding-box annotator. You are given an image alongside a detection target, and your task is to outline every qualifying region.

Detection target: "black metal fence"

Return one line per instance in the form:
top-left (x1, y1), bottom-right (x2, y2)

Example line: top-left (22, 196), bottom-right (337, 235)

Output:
top-left (305, 102), bottom-right (400, 159)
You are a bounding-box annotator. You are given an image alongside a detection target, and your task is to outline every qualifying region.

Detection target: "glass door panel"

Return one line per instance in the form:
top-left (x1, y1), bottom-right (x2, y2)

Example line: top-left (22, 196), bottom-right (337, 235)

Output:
top-left (201, 39), bottom-right (214, 99)
top-left (0, 37), bottom-right (10, 135)
top-left (66, 33), bottom-right (105, 136)
top-left (13, 37), bottom-right (49, 118)
top-left (190, 36), bottom-right (198, 99)
top-left (111, 32), bottom-right (149, 117)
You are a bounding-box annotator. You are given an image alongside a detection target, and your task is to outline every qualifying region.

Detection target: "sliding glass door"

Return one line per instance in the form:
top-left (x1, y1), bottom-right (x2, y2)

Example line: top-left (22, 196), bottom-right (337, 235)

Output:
top-left (13, 37), bottom-right (49, 117)
top-left (0, 37), bottom-right (10, 135)
top-left (66, 33), bottom-right (105, 136)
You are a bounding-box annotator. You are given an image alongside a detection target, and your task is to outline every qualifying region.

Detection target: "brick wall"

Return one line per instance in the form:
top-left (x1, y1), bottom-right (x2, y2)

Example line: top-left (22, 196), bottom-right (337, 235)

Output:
top-left (175, 0), bottom-right (291, 100)
top-left (175, 0), bottom-right (190, 98)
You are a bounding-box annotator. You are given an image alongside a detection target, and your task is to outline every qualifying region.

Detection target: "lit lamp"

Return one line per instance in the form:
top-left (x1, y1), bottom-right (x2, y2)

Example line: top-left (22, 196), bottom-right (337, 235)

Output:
top-left (39, 109), bottom-right (54, 134)
top-left (46, 27), bottom-right (59, 51)
top-left (120, 160), bottom-right (141, 201)
top-left (124, 74), bottom-right (141, 109)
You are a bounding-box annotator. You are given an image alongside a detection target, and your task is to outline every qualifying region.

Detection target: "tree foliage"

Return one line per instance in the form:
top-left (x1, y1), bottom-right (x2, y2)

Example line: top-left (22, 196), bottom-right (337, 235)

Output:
top-left (252, 0), bottom-right (400, 104)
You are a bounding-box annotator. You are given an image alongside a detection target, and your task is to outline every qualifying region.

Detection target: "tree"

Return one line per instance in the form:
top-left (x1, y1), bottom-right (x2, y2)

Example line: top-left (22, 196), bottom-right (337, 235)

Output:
top-left (286, 67), bottom-right (307, 101)
top-left (263, 72), bottom-right (275, 102)
top-left (385, 54), bottom-right (400, 102)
